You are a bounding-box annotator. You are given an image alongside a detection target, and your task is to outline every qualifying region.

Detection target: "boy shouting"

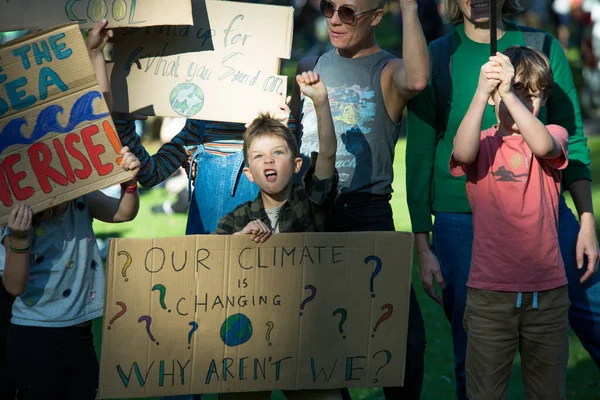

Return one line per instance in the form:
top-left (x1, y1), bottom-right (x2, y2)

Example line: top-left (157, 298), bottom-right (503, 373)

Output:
top-left (217, 71), bottom-right (337, 242)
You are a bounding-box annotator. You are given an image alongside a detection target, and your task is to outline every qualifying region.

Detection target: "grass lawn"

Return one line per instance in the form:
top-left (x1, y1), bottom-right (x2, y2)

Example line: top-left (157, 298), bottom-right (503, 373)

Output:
top-left (92, 138), bottom-right (600, 399)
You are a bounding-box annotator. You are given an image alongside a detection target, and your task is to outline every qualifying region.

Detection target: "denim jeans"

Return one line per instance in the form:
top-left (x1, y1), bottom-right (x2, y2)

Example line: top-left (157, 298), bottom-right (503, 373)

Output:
top-left (433, 195), bottom-right (600, 400)
top-left (329, 194), bottom-right (426, 400)
top-left (185, 145), bottom-right (259, 235)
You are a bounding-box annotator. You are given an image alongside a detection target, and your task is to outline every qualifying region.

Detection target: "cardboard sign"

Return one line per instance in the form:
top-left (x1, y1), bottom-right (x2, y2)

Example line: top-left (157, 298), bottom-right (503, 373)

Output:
top-left (0, 0), bottom-right (194, 32)
top-left (109, 0), bottom-right (293, 123)
top-left (99, 232), bottom-right (413, 398)
top-left (0, 24), bottom-right (131, 224)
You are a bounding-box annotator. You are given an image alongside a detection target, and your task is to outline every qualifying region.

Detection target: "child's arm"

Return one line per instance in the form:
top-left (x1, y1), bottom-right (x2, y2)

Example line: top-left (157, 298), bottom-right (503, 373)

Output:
top-left (88, 147), bottom-right (140, 223)
top-left (453, 62), bottom-right (501, 165)
top-left (296, 71), bottom-right (336, 179)
top-left (2, 205), bottom-right (33, 297)
top-left (489, 53), bottom-right (562, 159)
top-left (87, 20), bottom-right (113, 111)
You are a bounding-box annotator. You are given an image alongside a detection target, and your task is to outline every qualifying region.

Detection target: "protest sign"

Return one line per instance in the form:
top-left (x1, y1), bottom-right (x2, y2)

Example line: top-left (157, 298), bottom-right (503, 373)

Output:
top-left (0, 24), bottom-right (132, 224)
top-left (0, 0), bottom-right (193, 32)
top-left (109, 0), bottom-right (293, 124)
top-left (99, 232), bottom-right (413, 398)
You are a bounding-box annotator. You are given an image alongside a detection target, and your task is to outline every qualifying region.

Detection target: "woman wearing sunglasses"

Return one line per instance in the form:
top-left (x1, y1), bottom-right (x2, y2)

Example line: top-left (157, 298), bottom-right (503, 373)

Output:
top-left (290, 0), bottom-right (430, 398)
top-left (406, 0), bottom-right (600, 398)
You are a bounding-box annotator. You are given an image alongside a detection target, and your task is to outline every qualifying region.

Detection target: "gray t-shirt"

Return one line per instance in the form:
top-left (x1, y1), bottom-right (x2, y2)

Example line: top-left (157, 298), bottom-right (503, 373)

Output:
top-left (299, 49), bottom-right (401, 195)
top-left (1, 196), bottom-right (105, 327)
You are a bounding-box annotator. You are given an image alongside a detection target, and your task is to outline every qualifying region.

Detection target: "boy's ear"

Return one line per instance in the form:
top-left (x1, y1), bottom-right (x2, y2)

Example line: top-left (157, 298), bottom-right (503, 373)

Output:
top-left (293, 157), bottom-right (302, 174)
top-left (243, 167), bottom-right (255, 183)
top-left (487, 95), bottom-right (496, 107)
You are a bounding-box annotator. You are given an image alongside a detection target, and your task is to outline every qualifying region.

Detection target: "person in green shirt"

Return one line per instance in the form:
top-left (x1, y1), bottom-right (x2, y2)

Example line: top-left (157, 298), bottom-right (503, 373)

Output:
top-left (405, 0), bottom-right (600, 398)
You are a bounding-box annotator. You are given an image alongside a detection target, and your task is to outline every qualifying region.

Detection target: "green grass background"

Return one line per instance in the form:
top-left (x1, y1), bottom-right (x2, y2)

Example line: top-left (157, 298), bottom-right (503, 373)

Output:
top-left (92, 138), bottom-right (600, 399)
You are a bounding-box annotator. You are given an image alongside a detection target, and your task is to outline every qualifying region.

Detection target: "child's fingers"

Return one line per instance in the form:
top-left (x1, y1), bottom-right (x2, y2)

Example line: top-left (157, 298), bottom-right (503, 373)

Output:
top-left (13, 204), bottom-right (28, 230)
top-left (24, 207), bottom-right (33, 229)
top-left (8, 204), bottom-right (20, 225)
top-left (301, 71), bottom-right (310, 84)
top-left (120, 146), bottom-right (130, 155)
top-left (128, 160), bottom-right (141, 174)
top-left (91, 19), bottom-right (109, 37)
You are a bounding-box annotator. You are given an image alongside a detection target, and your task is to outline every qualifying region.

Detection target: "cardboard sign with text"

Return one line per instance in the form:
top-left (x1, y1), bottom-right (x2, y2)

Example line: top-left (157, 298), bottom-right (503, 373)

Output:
top-left (110, 0), bottom-right (292, 124)
top-left (0, 24), bottom-right (131, 224)
top-left (99, 232), bottom-right (413, 398)
top-left (0, 0), bottom-right (193, 32)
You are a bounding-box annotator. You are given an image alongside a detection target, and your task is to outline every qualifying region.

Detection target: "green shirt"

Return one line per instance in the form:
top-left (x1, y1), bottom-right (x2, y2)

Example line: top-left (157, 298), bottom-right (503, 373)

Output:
top-left (406, 21), bottom-right (591, 233)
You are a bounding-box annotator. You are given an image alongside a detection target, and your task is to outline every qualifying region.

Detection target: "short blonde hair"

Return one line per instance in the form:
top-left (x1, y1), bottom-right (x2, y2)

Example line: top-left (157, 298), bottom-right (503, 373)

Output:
top-left (243, 114), bottom-right (299, 165)
top-left (442, 0), bottom-right (523, 24)
top-left (503, 46), bottom-right (554, 93)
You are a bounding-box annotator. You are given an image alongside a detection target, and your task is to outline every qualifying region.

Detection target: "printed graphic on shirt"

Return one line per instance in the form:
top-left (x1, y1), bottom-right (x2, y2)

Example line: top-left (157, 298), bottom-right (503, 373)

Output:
top-left (300, 85), bottom-right (376, 185)
top-left (492, 151), bottom-right (530, 182)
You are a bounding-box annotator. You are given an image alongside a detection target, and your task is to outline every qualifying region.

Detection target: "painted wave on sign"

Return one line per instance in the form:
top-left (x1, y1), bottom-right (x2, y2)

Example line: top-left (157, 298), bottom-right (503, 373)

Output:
top-left (0, 90), bottom-right (109, 154)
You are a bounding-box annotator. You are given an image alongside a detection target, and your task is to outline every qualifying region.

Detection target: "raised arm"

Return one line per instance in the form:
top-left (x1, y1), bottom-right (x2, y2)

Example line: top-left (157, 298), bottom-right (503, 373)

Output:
top-left (388, 0), bottom-right (429, 101)
top-left (86, 20), bottom-right (114, 111)
top-left (88, 147), bottom-right (140, 223)
top-left (489, 53), bottom-right (561, 158)
top-left (296, 71), bottom-right (335, 180)
top-left (453, 62), bottom-right (500, 165)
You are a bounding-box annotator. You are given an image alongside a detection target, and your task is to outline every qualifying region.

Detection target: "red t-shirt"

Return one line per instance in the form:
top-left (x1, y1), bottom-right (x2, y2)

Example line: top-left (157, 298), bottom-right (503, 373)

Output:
top-left (450, 125), bottom-right (569, 292)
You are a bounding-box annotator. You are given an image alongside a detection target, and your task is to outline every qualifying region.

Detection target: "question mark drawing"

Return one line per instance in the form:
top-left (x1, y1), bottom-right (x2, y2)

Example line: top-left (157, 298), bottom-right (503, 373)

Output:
top-left (151, 284), bottom-right (170, 312)
top-left (364, 255), bottom-right (382, 298)
top-left (107, 301), bottom-right (127, 330)
top-left (372, 304), bottom-right (394, 337)
top-left (265, 321), bottom-right (274, 346)
top-left (138, 315), bottom-right (159, 345)
top-left (118, 251), bottom-right (132, 282)
top-left (188, 321), bottom-right (199, 349)
top-left (372, 350), bottom-right (392, 383)
top-left (299, 285), bottom-right (317, 316)
top-left (332, 308), bottom-right (347, 339)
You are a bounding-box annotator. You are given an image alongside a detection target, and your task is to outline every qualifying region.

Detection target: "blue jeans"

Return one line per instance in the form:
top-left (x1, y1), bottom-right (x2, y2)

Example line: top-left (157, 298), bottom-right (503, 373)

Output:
top-left (432, 195), bottom-right (600, 400)
top-left (185, 145), bottom-right (259, 235)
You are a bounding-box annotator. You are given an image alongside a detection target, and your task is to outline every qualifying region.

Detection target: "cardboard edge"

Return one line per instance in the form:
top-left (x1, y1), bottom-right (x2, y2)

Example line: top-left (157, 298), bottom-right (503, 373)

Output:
top-left (98, 238), bottom-right (117, 399)
top-left (0, 22), bottom-right (81, 49)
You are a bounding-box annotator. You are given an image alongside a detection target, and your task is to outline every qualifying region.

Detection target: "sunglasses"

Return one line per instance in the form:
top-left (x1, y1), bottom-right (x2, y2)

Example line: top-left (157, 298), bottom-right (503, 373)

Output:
top-left (320, 0), bottom-right (380, 25)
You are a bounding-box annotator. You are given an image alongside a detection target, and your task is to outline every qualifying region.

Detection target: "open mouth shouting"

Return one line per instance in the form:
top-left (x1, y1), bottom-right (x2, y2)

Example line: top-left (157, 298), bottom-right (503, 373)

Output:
top-left (265, 169), bottom-right (278, 182)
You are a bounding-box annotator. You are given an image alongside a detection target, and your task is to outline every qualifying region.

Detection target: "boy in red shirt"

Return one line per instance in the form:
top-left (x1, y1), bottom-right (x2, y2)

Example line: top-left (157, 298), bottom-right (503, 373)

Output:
top-left (451, 47), bottom-right (570, 400)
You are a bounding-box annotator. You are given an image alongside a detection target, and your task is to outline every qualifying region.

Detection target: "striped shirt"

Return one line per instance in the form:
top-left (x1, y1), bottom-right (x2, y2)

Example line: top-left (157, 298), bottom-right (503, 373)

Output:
top-left (115, 117), bottom-right (297, 188)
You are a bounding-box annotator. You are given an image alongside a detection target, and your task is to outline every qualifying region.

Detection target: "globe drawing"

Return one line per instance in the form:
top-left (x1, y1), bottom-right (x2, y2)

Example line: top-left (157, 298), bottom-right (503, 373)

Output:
top-left (169, 83), bottom-right (205, 117)
top-left (220, 313), bottom-right (253, 347)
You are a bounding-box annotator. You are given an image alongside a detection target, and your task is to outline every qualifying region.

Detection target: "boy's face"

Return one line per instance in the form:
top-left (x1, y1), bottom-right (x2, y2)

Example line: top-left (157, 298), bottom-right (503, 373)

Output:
top-left (490, 83), bottom-right (547, 134)
top-left (243, 135), bottom-right (302, 197)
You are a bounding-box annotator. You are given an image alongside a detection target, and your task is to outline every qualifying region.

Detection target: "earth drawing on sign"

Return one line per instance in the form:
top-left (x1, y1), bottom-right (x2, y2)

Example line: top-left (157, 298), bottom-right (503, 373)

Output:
top-left (220, 313), bottom-right (253, 347)
top-left (169, 83), bottom-right (205, 117)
